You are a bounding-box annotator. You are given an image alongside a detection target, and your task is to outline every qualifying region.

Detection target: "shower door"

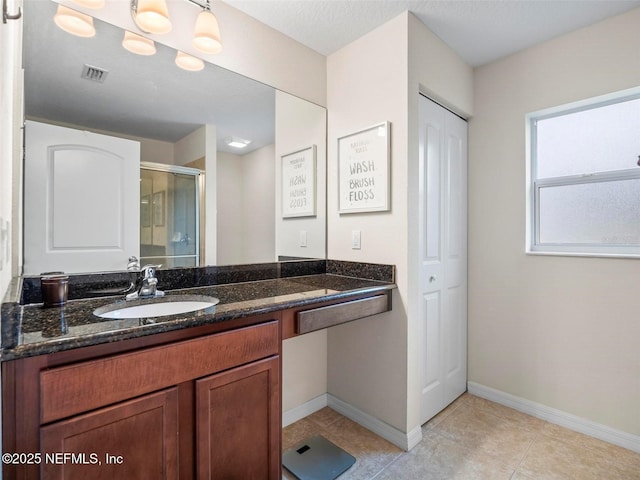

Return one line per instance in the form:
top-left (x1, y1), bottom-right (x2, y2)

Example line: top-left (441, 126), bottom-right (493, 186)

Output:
top-left (140, 162), bottom-right (200, 268)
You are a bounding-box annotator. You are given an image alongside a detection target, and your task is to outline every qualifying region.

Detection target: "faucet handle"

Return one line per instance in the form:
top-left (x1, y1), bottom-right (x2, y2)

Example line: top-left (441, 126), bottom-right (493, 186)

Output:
top-left (141, 264), bottom-right (162, 278)
top-left (127, 256), bottom-right (141, 271)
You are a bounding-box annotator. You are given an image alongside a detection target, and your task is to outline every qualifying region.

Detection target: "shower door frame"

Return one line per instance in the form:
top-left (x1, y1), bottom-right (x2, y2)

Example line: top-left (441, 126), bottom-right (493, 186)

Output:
top-left (140, 161), bottom-right (202, 268)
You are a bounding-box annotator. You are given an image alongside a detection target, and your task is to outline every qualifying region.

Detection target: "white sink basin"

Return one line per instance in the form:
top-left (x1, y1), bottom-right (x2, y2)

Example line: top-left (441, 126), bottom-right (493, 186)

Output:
top-left (94, 295), bottom-right (219, 319)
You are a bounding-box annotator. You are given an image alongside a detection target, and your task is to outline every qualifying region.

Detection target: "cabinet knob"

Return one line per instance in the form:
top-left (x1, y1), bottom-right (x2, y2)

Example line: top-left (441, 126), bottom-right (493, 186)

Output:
top-left (429, 275), bottom-right (437, 283)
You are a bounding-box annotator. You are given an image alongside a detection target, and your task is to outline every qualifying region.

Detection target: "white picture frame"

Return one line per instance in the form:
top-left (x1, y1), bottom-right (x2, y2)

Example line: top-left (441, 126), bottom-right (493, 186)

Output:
top-left (281, 145), bottom-right (317, 218)
top-left (338, 122), bottom-right (390, 214)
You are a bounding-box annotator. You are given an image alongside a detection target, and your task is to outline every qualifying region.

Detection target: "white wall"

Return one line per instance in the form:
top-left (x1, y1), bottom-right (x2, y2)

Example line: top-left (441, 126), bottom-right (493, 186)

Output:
top-left (217, 145), bottom-right (276, 265)
top-left (273, 91), bottom-right (328, 415)
top-left (139, 137), bottom-right (174, 165)
top-left (242, 144), bottom-right (276, 263)
top-left (326, 12), bottom-right (410, 433)
top-left (174, 127), bottom-right (206, 166)
top-left (204, 125), bottom-right (217, 265)
top-left (469, 7), bottom-right (640, 436)
top-left (275, 90), bottom-right (327, 260)
top-left (217, 151), bottom-right (245, 265)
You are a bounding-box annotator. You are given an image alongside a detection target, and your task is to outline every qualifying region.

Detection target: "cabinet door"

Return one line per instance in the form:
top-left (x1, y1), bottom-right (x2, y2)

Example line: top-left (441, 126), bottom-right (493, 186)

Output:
top-left (196, 356), bottom-right (281, 480)
top-left (41, 388), bottom-right (179, 480)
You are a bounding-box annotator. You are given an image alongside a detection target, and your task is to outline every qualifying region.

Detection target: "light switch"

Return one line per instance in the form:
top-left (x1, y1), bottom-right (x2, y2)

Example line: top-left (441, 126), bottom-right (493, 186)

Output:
top-left (299, 230), bottom-right (307, 247)
top-left (351, 230), bottom-right (361, 249)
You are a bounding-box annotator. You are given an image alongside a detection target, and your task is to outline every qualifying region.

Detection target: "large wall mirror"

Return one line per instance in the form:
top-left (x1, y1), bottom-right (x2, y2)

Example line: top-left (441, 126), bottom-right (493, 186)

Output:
top-left (21, 0), bottom-right (327, 275)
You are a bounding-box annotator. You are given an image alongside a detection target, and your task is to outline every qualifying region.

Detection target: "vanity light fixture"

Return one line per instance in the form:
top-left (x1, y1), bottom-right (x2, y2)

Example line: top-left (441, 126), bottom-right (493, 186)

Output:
top-left (122, 31), bottom-right (156, 55)
top-left (129, 0), bottom-right (223, 54)
top-left (54, 5), bottom-right (96, 38)
top-left (130, 0), bottom-right (172, 35)
top-left (224, 137), bottom-right (251, 149)
top-left (192, 0), bottom-right (222, 54)
top-left (54, 1), bottom-right (222, 68)
top-left (175, 51), bottom-right (205, 71)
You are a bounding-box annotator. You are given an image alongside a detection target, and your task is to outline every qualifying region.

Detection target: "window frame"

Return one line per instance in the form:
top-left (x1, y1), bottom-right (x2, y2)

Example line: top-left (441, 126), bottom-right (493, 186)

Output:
top-left (526, 87), bottom-right (640, 258)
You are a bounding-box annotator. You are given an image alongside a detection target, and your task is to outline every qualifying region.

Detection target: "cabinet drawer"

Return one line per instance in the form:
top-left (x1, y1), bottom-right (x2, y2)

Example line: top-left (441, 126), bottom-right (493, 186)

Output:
top-left (296, 295), bottom-right (389, 334)
top-left (40, 321), bottom-right (278, 424)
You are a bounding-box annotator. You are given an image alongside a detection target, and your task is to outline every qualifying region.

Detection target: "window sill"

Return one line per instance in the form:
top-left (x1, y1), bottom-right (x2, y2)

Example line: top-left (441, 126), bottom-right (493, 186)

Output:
top-left (526, 250), bottom-right (640, 260)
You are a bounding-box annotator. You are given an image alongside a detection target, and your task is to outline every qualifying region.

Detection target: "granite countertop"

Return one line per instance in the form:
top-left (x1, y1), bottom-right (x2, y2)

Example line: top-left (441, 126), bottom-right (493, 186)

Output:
top-left (1, 274), bottom-right (395, 361)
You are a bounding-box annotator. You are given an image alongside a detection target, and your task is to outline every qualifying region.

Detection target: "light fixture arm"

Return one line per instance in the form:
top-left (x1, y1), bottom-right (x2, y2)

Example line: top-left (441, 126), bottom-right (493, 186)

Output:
top-left (131, 0), bottom-right (212, 34)
top-left (185, 0), bottom-right (211, 11)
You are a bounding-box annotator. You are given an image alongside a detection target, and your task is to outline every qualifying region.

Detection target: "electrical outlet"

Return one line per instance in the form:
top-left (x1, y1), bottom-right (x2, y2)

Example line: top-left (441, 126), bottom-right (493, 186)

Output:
top-left (299, 230), bottom-right (307, 247)
top-left (351, 230), bottom-right (361, 249)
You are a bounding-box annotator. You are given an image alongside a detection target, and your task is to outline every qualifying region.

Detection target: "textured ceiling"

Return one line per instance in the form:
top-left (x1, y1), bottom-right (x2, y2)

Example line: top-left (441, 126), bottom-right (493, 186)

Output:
top-left (224, 0), bottom-right (640, 67)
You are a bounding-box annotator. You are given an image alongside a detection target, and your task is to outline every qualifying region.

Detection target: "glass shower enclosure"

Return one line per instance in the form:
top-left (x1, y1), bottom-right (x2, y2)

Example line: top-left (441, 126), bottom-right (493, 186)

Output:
top-left (140, 162), bottom-right (201, 268)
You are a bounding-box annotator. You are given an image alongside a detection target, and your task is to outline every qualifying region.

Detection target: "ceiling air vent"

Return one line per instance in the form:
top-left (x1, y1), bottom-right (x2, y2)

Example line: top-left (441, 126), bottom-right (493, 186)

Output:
top-left (81, 64), bottom-right (108, 83)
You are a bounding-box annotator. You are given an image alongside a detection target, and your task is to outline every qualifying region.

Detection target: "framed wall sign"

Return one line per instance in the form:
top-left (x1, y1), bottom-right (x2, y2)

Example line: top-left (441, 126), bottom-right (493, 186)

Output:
top-left (338, 121), bottom-right (390, 214)
top-left (281, 145), bottom-right (316, 218)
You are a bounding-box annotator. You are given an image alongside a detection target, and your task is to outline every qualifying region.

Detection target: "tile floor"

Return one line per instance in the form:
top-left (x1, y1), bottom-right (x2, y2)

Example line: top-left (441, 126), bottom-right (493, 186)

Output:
top-left (282, 393), bottom-right (640, 479)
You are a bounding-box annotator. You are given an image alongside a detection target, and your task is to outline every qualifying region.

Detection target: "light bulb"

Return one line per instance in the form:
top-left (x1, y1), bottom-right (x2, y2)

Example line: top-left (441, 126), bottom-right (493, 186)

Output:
top-left (133, 0), bottom-right (172, 34)
top-left (54, 5), bottom-right (96, 38)
top-left (175, 51), bottom-right (204, 72)
top-left (193, 10), bottom-right (222, 55)
top-left (70, 0), bottom-right (105, 8)
top-left (122, 31), bottom-right (156, 56)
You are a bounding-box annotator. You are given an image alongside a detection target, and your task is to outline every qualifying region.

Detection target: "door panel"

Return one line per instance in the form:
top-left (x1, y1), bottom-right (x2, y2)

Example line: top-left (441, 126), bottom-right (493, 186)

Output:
top-left (425, 124), bottom-right (442, 261)
top-left (419, 96), bottom-right (468, 424)
top-left (50, 146), bottom-right (125, 249)
top-left (420, 292), bottom-right (443, 414)
top-left (24, 120), bottom-right (140, 274)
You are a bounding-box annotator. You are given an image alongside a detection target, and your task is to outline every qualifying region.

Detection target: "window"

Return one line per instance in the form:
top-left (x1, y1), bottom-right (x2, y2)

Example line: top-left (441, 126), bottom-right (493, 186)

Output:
top-left (527, 89), bottom-right (640, 257)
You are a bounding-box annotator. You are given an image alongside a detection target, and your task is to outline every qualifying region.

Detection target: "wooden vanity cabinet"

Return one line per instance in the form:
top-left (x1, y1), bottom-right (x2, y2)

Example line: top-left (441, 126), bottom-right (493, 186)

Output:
top-left (2, 315), bottom-right (281, 480)
top-left (3, 290), bottom-right (393, 479)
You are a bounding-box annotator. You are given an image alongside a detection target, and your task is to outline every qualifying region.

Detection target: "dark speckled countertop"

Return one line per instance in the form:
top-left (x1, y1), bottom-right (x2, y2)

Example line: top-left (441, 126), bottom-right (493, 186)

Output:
top-left (1, 270), bottom-right (396, 361)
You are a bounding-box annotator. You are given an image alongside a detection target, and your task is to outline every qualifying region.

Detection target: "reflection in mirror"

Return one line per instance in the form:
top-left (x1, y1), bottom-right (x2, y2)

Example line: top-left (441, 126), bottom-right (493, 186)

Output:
top-left (140, 162), bottom-right (201, 268)
top-left (22, 0), bottom-right (326, 275)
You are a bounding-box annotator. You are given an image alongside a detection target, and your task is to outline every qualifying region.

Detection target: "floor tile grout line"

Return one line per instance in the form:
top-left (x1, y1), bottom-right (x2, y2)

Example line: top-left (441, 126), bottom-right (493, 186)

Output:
top-left (510, 427), bottom-right (545, 477)
top-left (368, 449), bottom-right (407, 480)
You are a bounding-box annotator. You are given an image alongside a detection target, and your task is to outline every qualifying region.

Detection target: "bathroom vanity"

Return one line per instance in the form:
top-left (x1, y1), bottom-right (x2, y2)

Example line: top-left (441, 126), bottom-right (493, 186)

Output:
top-left (1, 260), bottom-right (395, 479)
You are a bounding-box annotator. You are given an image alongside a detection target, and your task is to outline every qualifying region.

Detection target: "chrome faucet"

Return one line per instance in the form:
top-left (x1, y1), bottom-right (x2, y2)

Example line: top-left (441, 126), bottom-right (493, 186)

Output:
top-left (126, 264), bottom-right (165, 300)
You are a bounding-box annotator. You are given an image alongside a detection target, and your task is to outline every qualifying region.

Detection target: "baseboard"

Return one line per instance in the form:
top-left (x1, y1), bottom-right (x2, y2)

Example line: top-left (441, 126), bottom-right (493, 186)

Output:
top-left (467, 381), bottom-right (640, 453)
top-left (282, 394), bottom-right (328, 428)
top-left (327, 394), bottom-right (422, 451)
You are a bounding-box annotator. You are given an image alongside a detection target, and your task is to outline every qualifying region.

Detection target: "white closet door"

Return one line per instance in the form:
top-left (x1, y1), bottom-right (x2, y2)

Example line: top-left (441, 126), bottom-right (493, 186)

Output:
top-left (418, 96), bottom-right (468, 424)
top-left (24, 120), bottom-right (140, 274)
